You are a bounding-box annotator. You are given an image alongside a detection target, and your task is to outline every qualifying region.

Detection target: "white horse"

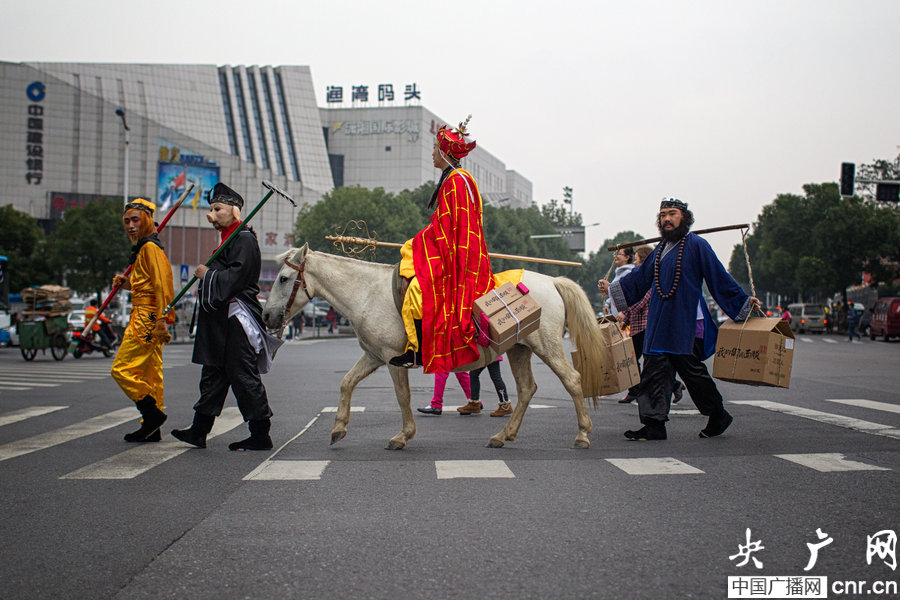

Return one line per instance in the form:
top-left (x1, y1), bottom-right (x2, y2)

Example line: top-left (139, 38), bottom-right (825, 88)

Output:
top-left (262, 244), bottom-right (609, 450)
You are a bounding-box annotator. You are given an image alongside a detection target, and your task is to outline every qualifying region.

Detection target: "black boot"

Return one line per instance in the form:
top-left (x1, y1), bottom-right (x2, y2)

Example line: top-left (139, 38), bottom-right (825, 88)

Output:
top-left (389, 319), bottom-right (423, 368)
top-left (624, 419), bottom-right (667, 441)
top-left (229, 418), bottom-right (274, 451)
top-left (171, 412), bottom-right (215, 448)
top-left (699, 409), bottom-right (733, 438)
top-left (124, 396), bottom-right (167, 442)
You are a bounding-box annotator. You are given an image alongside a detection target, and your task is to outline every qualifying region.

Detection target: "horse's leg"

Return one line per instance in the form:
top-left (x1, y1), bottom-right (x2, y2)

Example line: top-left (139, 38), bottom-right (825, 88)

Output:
top-left (386, 365), bottom-right (415, 450)
top-left (331, 353), bottom-right (382, 445)
top-left (487, 344), bottom-right (536, 448)
top-left (540, 347), bottom-right (593, 449)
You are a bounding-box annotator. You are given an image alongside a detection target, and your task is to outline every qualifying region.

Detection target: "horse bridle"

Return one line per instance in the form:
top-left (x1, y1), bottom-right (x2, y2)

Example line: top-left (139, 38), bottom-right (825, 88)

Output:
top-left (282, 255), bottom-right (313, 321)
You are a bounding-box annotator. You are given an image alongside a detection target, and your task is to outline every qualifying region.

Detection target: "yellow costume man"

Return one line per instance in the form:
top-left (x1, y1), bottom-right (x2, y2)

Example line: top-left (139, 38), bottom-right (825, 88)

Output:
top-left (111, 198), bottom-right (175, 442)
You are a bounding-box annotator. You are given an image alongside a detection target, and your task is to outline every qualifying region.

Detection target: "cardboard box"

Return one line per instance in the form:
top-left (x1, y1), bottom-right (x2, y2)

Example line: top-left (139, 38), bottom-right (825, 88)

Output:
top-left (572, 324), bottom-right (641, 398)
top-left (473, 282), bottom-right (526, 320)
top-left (480, 294), bottom-right (542, 354)
top-left (712, 317), bottom-right (794, 388)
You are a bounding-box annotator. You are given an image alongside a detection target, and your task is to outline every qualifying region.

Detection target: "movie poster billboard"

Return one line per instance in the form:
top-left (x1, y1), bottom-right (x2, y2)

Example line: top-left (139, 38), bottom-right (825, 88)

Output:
top-left (157, 138), bottom-right (220, 210)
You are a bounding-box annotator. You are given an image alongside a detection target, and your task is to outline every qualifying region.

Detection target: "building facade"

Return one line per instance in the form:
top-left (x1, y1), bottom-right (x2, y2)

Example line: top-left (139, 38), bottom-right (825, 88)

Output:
top-left (1, 62), bottom-right (531, 292)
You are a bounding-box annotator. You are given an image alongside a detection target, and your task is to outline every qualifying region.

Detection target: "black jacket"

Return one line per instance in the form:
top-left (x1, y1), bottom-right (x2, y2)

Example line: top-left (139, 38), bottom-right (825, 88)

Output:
top-left (192, 228), bottom-right (264, 366)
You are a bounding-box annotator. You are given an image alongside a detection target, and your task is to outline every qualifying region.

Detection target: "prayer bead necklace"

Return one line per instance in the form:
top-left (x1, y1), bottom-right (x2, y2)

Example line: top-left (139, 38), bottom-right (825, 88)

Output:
top-left (654, 237), bottom-right (686, 300)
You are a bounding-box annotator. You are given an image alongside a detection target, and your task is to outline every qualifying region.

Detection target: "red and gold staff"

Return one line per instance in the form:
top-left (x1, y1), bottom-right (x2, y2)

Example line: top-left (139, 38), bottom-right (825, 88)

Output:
top-left (389, 116), bottom-right (494, 375)
top-left (111, 198), bottom-right (175, 443)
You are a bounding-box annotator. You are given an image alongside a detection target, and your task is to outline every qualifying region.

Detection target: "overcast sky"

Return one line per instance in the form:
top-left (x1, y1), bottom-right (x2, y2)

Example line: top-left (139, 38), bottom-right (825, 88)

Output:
top-left (3, 0), bottom-right (898, 261)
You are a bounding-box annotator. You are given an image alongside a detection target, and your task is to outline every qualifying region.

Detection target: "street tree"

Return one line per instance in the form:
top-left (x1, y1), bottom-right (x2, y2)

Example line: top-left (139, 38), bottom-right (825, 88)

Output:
top-left (730, 182), bottom-right (900, 301)
top-left (0, 205), bottom-right (54, 292)
top-left (49, 199), bottom-right (131, 300)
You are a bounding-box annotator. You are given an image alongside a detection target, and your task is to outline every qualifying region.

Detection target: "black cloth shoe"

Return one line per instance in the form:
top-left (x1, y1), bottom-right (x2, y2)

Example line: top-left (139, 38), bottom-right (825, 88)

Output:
top-left (417, 405), bottom-right (442, 416)
top-left (699, 410), bottom-right (733, 438)
top-left (124, 395), bottom-right (167, 442)
top-left (389, 349), bottom-right (420, 368)
top-left (672, 382), bottom-right (685, 404)
top-left (228, 435), bottom-right (273, 451)
top-left (124, 429), bottom-right (161, 443)
top-left (624, 420), bottom-right (667, 441)
top-left (171, 427), bottom-right (208, 448)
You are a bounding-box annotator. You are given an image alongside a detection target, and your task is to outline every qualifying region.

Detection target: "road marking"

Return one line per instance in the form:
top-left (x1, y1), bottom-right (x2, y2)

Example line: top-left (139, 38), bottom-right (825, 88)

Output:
top-left (775, 453), bottom-right (891, 472)
top-left (0, 408), bottom-right (135, 462)
top-left (822, 338), bottom-right (837, 344)
top-left (60, 408), bottom-right (244, 479)
top-left (435, 460), bottom-right (515, 479)
top-left (732, 400), bottom-right (900, 440)
top-left (0, 375), bottom-right (100, 383)
top-left (0, 386), bottom-right (31, 391)
top-left (321, 406), bottom-right (366, 413)
top-left (245, 460), bottom-right (331, 480)
top-left (800, 337), bottom-right (814, 343)
top-left (0, 406), bottom-right (68, 427)
top-left (605, 457), bottom-right (704, 475)
top-left (0, 379), bottom-right (61, 387)
top-left (826, 399), bottom-right (900, 415)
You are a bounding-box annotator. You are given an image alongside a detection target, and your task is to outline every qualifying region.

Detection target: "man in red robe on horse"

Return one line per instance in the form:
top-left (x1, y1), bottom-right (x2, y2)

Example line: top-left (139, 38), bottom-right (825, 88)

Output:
top-left (390, 116), bottom-right (494, 377)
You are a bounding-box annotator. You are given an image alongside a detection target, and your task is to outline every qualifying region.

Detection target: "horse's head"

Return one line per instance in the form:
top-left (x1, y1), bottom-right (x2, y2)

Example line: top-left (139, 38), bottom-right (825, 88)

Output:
top-left (263, 243), bottom-right (312, 332)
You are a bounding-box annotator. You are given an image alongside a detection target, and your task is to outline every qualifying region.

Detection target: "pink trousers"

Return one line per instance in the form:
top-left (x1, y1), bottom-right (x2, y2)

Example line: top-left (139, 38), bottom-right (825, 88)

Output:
top-left (430, 372), bottom-right (472, 409)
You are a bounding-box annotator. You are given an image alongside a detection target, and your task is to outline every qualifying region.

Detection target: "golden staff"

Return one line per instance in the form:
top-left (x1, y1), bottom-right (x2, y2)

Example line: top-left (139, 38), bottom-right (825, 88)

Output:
top-left (325, 235), bottom-right (583, 267)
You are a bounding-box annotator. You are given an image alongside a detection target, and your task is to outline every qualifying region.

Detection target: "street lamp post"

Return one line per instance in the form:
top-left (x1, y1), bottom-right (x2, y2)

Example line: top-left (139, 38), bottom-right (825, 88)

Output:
top-left (115, 108), bottom-right (130, 206)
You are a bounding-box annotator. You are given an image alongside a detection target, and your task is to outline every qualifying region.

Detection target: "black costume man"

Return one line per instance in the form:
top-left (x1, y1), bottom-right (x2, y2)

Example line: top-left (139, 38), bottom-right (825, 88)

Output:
top-left (171, 183), bottom-right (281, 451)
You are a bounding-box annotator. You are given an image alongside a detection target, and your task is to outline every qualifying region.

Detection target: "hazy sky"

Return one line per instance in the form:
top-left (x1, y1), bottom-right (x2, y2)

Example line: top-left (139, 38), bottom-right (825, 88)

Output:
top-left (3, 0), bottom-right (898, 261)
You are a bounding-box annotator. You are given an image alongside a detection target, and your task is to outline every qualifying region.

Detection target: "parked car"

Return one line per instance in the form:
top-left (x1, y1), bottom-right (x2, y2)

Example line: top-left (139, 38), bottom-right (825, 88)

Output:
top-left (787, 302), bottom-right (826, 334)
top-left (68, 309), bottom-right (86, 331)
top-left (869, 297), bottom-right (900, 341)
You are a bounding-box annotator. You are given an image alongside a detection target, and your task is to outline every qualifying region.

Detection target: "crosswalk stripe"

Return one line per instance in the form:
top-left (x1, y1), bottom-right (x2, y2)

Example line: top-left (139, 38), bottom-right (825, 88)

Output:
top-left (0, 386), bottom-right (31, 391)
top-left (800, 337), bottom-right (814, 343)
top-left (605, 457), bottom-right (704, 475)
top-left (245, 460), bottom-right (331, 480)
top-left (732, 400), bottom-right (900, 440)
top-left (823, 338), bottom-right (837, 344)
top-left (60, 408), bottom-right (244, 480)
top-left (321, 406), bottom-right (366, 413)
top-left (0, 406), bottom-right (68, 427)
top-left (0, 379), bottom-right (60, 387)
top-left (826, 399), bottom-right (900, 415)
top-left (435, 460), bottom-right (515, 479)
top-left (775, 453), bottom-right (891, 472)
top-left (0, 408), bottom-right (135, 462)
top-left (0, 375), bottom-right (103, 382)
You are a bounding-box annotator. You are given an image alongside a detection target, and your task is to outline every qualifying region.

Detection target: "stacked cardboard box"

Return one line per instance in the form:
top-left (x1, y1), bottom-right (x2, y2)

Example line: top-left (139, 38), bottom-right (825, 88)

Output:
top-left (713, 317), bottom-right (794, 388)
top-left (571, 318), bottom-right (641, 398)
top-left (20, 285), bottom-right (73, 317)
top-left (473, 282), bottom-right (542, 354)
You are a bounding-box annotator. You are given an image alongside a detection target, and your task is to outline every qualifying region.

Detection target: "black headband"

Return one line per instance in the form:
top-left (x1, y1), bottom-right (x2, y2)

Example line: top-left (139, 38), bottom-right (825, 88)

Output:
top-left (124, 202), bottom-right (154, 216)
top-left (660, 197), bottom-right (688, 211)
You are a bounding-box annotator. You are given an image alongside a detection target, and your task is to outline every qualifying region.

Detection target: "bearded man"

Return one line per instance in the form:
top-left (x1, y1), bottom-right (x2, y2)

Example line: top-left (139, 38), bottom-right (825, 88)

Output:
top-left (389, 117), bottom-right (494, 375)
top-left (598, 198), bottom-right (760, 441)
top-left (111, 198), bottom-right (175, 442)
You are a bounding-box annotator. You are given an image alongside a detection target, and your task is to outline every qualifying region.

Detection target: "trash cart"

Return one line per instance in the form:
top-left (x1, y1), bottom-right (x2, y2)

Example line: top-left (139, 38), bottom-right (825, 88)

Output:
top-left (17, 316), bottom-right (69, 361)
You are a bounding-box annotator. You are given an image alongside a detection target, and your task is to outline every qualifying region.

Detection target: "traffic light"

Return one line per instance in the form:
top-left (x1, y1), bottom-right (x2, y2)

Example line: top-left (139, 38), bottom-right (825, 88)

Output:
top-left (875, 183), bottom-right (900, 203)
top-left (840, 162), bottom-right (855, 196)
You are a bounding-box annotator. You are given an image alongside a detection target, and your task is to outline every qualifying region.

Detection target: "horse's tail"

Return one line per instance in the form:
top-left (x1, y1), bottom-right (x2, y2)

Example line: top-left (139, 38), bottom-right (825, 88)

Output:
top-left (553, 276), bottom-right (610, 408)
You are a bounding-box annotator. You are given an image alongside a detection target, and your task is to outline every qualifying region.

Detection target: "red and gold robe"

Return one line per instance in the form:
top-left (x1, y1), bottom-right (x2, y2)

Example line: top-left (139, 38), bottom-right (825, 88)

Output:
top-left (412, 168), bottom-right (494, 373)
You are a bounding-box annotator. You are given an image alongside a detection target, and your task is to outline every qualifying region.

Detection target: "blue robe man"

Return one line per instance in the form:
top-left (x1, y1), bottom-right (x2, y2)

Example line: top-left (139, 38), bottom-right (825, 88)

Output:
top-left (602, 198), bottom-right (760, 441)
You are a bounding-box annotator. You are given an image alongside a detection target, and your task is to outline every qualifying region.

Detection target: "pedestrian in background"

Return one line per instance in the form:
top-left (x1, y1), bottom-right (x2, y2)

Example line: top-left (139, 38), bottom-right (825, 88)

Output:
top-left (604, 247), bottom-right (635, 317)
top-left (847, 302), bottom-right (861, 342)
top-left (417, 371), bottom-right (472, 416)
top-left (469, 358), bottom-right (512, 417)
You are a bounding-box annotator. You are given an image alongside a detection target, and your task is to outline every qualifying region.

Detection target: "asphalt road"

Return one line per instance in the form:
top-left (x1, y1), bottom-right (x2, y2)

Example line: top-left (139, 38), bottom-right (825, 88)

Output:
top-left (0, 331), bottom-right (898, 599)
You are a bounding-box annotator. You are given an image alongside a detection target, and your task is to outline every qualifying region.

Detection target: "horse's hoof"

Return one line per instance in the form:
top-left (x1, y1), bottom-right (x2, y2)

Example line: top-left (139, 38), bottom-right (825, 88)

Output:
top-left (486, 438), bottom-right (505, 448)
top-left (573, 439), bottom-right (590, 449)
top-left (386, 440), bottom-right (406, 450)
top-left (330, 430), bottom-right (346, 445)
